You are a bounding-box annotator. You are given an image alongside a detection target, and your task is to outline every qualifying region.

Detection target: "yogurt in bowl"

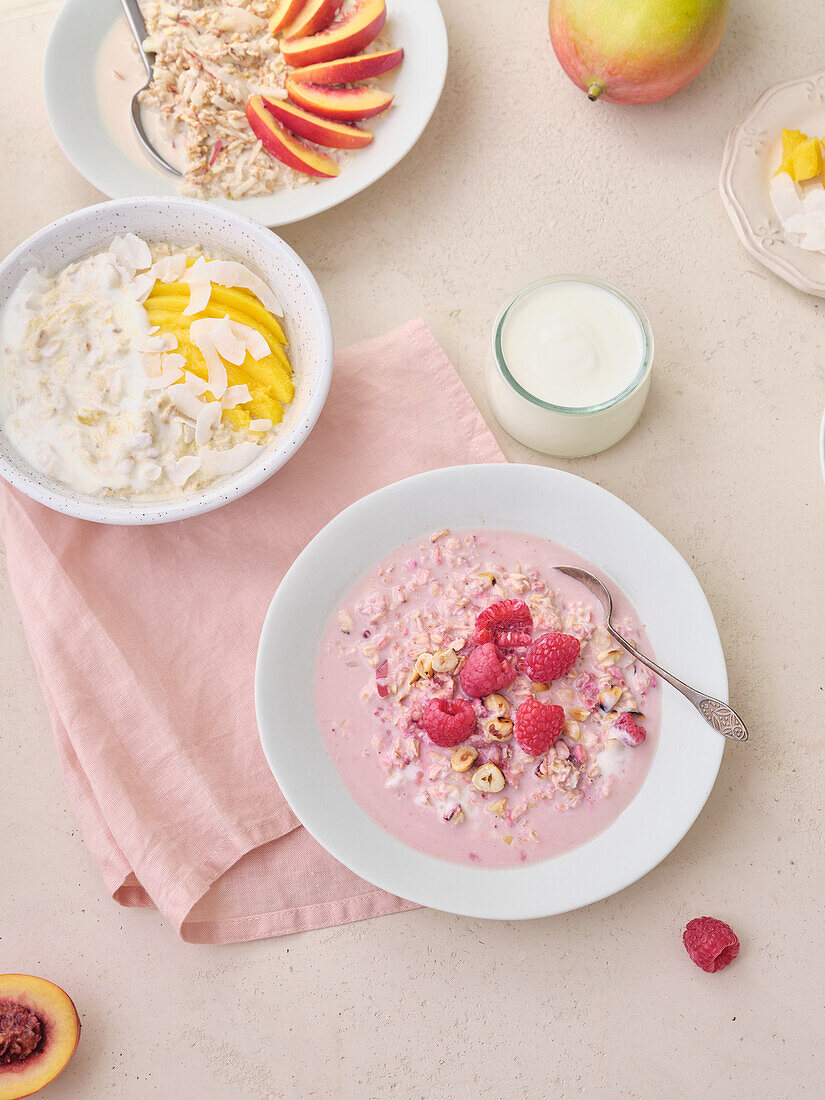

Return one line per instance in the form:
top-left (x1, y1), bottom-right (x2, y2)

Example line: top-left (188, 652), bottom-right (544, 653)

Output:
top-left (0, 197), bottom-right (332, 524)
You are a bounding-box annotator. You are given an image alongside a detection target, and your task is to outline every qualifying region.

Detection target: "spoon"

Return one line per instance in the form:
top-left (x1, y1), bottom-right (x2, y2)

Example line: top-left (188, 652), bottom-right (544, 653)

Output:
top-left (120, 0), bottom-right (183, 178)
top-left (555, 566), bottom-right (748, 742)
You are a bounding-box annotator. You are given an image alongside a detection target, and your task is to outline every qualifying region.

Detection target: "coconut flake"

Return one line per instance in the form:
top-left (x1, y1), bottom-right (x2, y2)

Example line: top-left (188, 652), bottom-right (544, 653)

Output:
top-left (189, 318), bottom-right (229, 398)
top-left (144, 359), bottom-right (184, 390)
top-left (770, 183), bottom-right (804, 223)
top-left (181, 256), bottom-right (282, 316)
top-left (151, 254), bottom-right (188, 283)
top-left (128, 272), bottom-right (157, 302)
top-left (221, 384), bottom-right (252, 409)
top-left (183, 371), bottom-right (211, 396)
top-left (799, 227), bottom-right (825, 251)
top-left (199, 441), bottom-right (262, 477)
top-left (167, 383), bottom-right (205, 421)
top-left (141, 332), bottom-right (178, 353)
top-left (109, 233), bottom-right (152, 276)
top-left (214, 316), bottom-right (269, 364)
top-left (195, 400), bottom-right (223, 446)
top-left (166, 455), bottom-right (202, 488)
top-left (248, 418), bottom-right (273, 432)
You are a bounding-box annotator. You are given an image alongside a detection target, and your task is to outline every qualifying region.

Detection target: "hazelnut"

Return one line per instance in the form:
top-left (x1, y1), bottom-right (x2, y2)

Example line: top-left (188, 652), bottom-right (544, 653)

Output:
top-left (598, 686), bottom-right (622, 712)
top-left (531, 682), bottom-right (550, 693)
top-left (597, 648), bottom-right (624, 667)
top-left (484, 693), bottom-right (510, 717)
top-left (568, 708), bottom-right (591, 722)
top-left (487, 798), bottom-right (508, 817)
top-left (563, 719), bottom-right (580, 742)
top-left (485, 717), bottom-right (514, 742)
top-left (431, 648), bottom-right (459, 673)
top-left (451, 746), bottom-right (478, 773)
top-left (472, 763), bottom-right (506, 793)
top-left (414, 653), bottom-right (434, 680)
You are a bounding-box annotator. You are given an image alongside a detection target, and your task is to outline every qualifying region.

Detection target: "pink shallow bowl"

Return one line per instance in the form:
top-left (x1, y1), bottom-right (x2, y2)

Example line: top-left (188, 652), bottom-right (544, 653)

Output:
top-left (255, 464), bottom-right (728, 920)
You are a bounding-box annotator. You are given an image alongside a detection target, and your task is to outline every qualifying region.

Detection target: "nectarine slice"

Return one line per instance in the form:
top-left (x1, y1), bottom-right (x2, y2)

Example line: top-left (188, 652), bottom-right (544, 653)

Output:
top-left (262, 98), bottom-right (372, 149)
top-left (286, 79), bottom-right (393, 122)
top-left (246, 95), bottom-right (340, 178)
top-left (281, 0), bottom-right (386, 68)
top-left (288, 48), bottom-right (404, 85)
top-left (283, 0), bottom-right (343, 38)
top-left (0, 975), bottom-right (80, 1100)
top-left (269, 0), bottom-right (307, 35)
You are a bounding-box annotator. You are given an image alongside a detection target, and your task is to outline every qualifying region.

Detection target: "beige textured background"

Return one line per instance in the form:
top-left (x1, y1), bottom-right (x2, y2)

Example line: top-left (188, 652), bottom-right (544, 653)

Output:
top-left (2, 0), bottom-right (824, 1096)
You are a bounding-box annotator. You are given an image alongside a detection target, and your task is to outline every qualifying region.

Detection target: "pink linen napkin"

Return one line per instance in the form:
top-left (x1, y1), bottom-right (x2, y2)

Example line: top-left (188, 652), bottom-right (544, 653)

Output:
top-left (0, 320), bottom-right (504, 944)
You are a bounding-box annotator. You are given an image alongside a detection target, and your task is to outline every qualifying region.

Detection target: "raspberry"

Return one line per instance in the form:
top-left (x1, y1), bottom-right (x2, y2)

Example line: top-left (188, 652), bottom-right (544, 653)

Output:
top-left (422, 698), bottom-right (477, 747)
top-left (525, 632), bottom-right (580, 683)
top-left (683, 917), bottom-right (740, 973)
top-left (459, 643), bottom-right (516, 698)
top-left (513, 698), bottom-right (564, 755)
top-left (473, 600), bottom-right (533, 649)
top-left (612, 713), bottom-right (647, 747)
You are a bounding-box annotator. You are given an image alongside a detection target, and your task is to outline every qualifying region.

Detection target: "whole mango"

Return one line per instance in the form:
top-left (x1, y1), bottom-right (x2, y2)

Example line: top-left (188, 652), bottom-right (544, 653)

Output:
top-left (549, 0), bottom-right (730, 105)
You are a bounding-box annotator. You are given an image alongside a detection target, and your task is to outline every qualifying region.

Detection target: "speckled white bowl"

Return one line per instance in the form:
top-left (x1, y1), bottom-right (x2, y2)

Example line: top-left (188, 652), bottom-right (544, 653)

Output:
top-left (0, 197), bottom-right (333, 524)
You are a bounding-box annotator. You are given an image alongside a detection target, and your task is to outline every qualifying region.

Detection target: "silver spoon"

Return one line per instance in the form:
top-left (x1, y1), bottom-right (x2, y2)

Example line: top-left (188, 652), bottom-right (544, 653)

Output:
top-left (555, 566), bottom-right (748, 742)
top-left (120, 0), bottom-right (183, 178)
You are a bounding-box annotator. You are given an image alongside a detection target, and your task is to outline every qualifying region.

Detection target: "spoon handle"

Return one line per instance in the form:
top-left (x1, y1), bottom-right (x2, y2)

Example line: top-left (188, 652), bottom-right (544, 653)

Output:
top-left (120, 0), bottom-right (153, 84)
top-left (606, 625), bottom-right (749, 743)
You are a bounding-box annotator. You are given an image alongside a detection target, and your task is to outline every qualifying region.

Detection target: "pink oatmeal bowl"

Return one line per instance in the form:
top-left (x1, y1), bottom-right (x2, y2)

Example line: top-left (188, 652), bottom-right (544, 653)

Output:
top-left (255, 463), bottom-right (728, 919)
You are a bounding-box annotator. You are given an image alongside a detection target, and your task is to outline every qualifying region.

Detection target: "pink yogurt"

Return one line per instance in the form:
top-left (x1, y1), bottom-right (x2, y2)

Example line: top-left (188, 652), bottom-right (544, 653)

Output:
top-left (315, 529), bottom-right (661, 868)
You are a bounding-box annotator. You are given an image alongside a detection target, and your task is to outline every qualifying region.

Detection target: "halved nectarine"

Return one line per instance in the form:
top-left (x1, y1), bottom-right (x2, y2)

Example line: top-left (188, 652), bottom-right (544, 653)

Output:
top-left (262, 98), bottom-right (372, 149)
top-left (281, 0), bottom-right (386, 68)
top-left (283, 0), bottom-right (343, 38)
top-left (269, 0), bottom-right (306, 35)
top-left (0, 974), bottom-right (80, 1100)
top-left (288, 47), bottom-right (404, 85)
top-left (246, 95), bottom-right (340, 177)
top-left (286, 79), bottom-right (393, 121)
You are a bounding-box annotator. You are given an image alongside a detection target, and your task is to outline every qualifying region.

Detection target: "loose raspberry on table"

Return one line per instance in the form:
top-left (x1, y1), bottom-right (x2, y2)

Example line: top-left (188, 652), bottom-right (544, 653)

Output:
top-left (683, 917), bottom-right (740, 973)
top-left (473, 599), bottom-right (533, 649)
top-left (612, 713), bottom-right (647, 747)
top-left (525, 632), bottom-right (580, 683)
top-left (513, 698), bottom-right (565, 756)
top-left (422, 698), bottom-right (477, 747)
top-left (459, 643), bottom-right (516, 698)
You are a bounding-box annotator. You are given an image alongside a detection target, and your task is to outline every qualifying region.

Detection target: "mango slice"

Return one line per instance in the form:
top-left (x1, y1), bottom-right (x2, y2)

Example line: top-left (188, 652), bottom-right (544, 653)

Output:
top-left (776, 127), bottom-right (824, 183)
top-left (144, 263), bottom-right (293, 429)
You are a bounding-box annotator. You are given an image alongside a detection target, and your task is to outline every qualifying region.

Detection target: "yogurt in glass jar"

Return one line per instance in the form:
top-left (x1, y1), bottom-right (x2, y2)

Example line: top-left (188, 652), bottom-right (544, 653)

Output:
top-left (487, 276), bottom-right (653, 457)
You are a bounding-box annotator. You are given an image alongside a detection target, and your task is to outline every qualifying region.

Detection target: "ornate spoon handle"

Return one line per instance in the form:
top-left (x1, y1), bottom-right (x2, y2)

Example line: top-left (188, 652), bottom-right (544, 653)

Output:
top-left (606, 625), bottom-right (749, 743)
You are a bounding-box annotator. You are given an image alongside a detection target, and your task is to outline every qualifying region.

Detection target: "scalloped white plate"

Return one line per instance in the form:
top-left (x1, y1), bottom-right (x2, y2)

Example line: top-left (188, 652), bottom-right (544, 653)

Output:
top-left (720, 70), bottom-right (825, 296)
top-left (44, 0), bottom-right (447, 228)
top-left (256, 464), bottom-right (729, 920)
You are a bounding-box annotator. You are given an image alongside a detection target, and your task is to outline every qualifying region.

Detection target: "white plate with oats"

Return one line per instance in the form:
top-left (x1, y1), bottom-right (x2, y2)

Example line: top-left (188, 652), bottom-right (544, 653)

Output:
top-left (44, 0), bottom-right (447, 227)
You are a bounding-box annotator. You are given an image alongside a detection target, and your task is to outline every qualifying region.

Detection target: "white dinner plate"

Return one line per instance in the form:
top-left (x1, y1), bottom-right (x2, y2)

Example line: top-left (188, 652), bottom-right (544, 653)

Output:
top-left (44, 0), bottom-right (448, 227)
top-left (720, 69), bottom-right (825, 296)
top-left (255, 464), bottom-right (728, 920)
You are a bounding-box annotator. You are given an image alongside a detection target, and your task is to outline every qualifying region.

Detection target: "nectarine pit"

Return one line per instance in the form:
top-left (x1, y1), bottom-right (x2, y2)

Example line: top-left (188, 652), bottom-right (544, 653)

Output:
top-left (0, 1003), bottom-right (43, 1065)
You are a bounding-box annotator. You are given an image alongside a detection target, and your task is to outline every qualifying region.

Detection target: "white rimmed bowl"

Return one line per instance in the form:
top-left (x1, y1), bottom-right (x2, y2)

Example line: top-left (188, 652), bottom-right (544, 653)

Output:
top-left (720, 70), bottom-right (825, 295)
top-left (44, 0), bottom-right (448, 228)
top-left (0, 196), bottom-right (333, 524)
top-left (256, 464), bottom-right (729, 920)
